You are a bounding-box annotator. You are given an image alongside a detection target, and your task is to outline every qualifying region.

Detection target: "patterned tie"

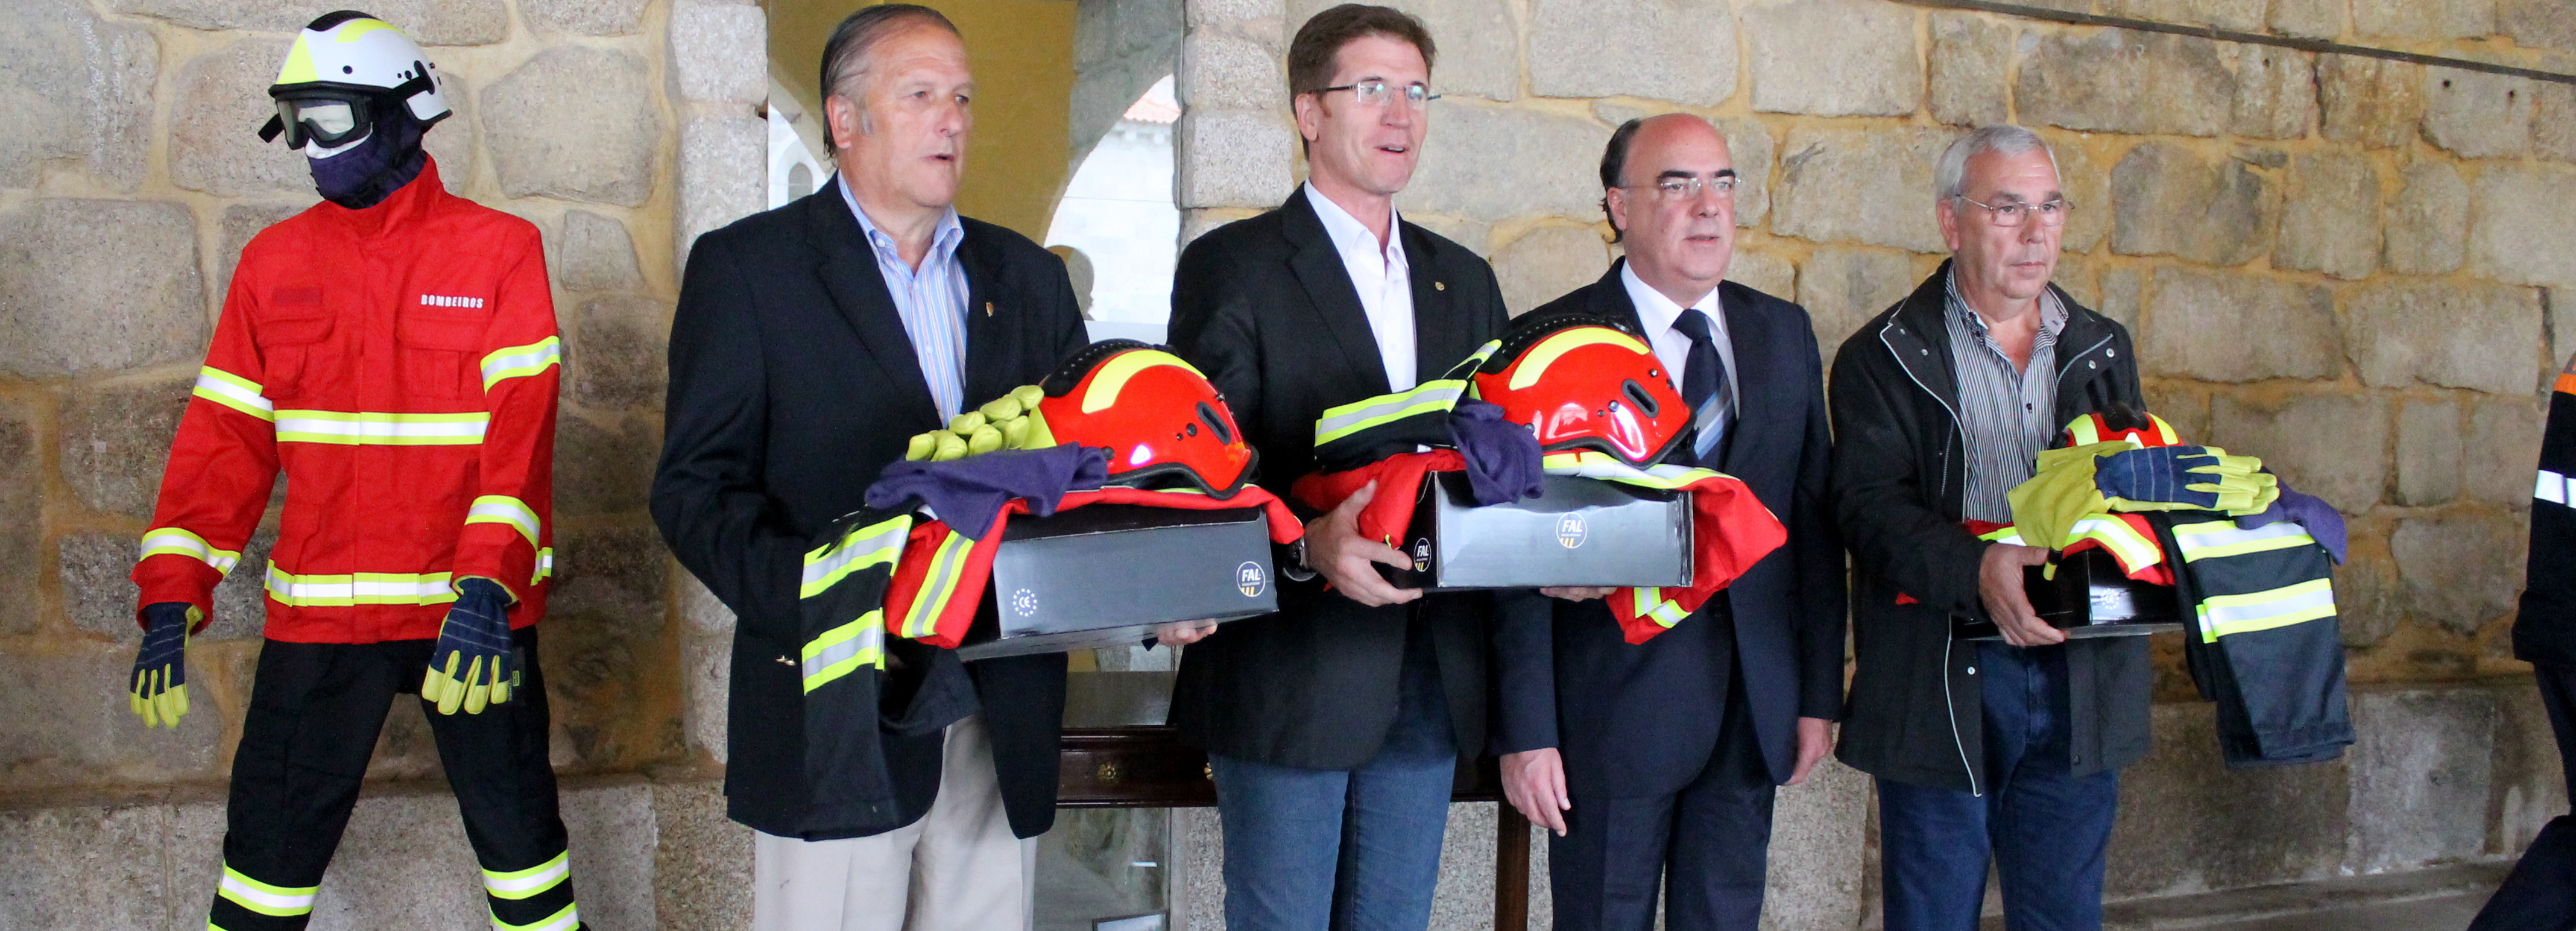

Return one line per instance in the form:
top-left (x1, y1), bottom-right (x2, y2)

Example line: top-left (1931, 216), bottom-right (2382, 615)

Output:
top-left (1672, 309), bottom-right (1732, 467)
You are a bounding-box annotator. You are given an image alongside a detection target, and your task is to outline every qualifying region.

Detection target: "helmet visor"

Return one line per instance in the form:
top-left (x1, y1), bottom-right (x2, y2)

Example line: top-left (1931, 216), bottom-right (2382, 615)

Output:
top-left (271, 95), bottom-right (375, 150)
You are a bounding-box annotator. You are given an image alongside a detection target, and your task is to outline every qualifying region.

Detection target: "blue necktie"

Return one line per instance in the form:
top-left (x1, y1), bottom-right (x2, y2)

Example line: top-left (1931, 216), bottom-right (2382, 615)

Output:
top-left (1672, 309), bottom-right (1732, 467)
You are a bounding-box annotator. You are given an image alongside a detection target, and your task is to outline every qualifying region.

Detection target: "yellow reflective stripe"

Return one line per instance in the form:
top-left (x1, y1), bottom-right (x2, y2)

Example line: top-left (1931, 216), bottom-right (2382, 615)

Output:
top-left (800, 516), bottom-right (911, 598)
top-left (193, 366), bottom-right (274, 421)
top-left (1636, 589), bottom-right (1690, 627)
top-left (1976, 525), bottom-right (2028, 546)
top-left (2064, 516), bottom-right (2159, 570)
top-left (139, 526), bottom-right (242, 575)
top-left (2065, 415), bottom-right (2103, 446)
top-left (481, 337), bottom-right (563, 390)
top-left (801, 611), bottom-right (886, 692)
top-left (265, 564), bottom-right (459, 607)
top-left (274, 410), bottom-right (487, 446)
top-left (1081, 349), bottom-right (1206, 413)
top-left (1314, 379), bottom-right (1468, 447)
top-left (902, 531), bottom-right (976, 639)
top-left (219, 863), bottom-right (317, 917)
top-left (2171, 520), bottom-right (2317, 562)
top-left (491, 903), bottom-right (581, 931)
top-left (466, 495), bottom-right (541, 547)
top-left (482, 851), bottom-right (569, 900)
top-left (2196, 578), bottom-right (2337, 642)
top-left (1508, 327), bottom-right (1652, 390)
top-left (532, 548), bottom-right (554, 585)
top-left (1540, 449), bottom-right (1722, 490)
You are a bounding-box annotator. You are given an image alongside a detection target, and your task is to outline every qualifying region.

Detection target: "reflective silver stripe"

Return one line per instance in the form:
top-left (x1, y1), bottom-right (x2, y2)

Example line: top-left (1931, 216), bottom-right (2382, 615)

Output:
top-left (2171, 520), bottom-right (2316, 561)
top-left (1313, 380), bottom-right (1466, 445)
top-left (800, 516), bottom-right (911, 598)
top-left (482, 851), bottom-right (570, 898)
top-left (2539, 469), bottom-right (2571, 506)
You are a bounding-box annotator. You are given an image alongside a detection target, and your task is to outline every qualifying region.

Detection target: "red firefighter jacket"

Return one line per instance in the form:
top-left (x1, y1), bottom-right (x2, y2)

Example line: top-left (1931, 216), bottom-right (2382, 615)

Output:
top-left (131, 158), bottom-right (558, 643)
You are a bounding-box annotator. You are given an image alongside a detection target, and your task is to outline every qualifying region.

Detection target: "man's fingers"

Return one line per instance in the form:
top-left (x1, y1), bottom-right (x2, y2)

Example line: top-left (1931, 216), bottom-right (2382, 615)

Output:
top-left (1339, 479), bottom-right (1379, 513)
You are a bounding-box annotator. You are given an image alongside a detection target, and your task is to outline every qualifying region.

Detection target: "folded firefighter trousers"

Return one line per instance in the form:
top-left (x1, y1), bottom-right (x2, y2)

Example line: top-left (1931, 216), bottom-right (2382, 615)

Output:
top-left (209, 627), bottom-right (580, 931)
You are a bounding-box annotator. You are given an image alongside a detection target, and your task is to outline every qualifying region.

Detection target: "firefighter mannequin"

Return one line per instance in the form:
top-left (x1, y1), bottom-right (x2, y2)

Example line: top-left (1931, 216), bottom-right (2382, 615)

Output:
top-left (125, 12), bottom-right (579, 930)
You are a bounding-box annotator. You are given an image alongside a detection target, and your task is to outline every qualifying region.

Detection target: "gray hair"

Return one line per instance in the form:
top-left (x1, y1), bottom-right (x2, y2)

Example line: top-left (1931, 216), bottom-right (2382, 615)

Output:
top-left (1934, 125), bottom-right (2059, 204)
top-left (818, 4), bottom-right (961, 150)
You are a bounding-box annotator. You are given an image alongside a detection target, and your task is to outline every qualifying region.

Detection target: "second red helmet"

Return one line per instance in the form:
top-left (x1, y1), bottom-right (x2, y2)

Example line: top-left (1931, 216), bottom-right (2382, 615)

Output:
top-left (1032, 340), bottom-right (1257, 497)
top-left (1470, 314), bottom-right (1691, 468)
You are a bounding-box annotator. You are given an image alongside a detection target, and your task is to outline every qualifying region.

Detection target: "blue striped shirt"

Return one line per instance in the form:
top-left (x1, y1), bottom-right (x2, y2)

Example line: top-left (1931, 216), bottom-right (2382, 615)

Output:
top-left (840, 175), bottom-right (970, 418)
top-left (1945, 270), bottom-right (2066, 523)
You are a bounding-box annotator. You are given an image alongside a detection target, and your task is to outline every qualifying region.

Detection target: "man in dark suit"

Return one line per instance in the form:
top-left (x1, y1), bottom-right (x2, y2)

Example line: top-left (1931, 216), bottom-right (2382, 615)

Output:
top-left (1494, 114), bottom-right (1847, 931)
top-left (1161, 5), bottom-right (1518, 929)
top-left (649, 7), bottom-right (1088, 930)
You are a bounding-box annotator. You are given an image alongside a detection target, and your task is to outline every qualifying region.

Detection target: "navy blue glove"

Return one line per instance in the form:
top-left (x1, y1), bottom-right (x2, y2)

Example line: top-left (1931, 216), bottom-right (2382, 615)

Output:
top-left (130, 602), bottom-right (194, 728)
top-left (421, 578), bottom-right (516, 715)
top-left (2095, 445), bottom-right (2276, 513)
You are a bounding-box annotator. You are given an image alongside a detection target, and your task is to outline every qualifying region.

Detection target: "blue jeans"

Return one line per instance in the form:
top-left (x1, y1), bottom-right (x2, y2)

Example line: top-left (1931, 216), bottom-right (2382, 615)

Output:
top-left (1209, 634), bottom-right (1458, 931)
top-left (1878, 642), bottom-right (2121, 931)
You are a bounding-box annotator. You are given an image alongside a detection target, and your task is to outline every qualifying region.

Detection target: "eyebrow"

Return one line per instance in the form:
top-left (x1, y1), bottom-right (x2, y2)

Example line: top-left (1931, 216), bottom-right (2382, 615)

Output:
top-left (1654, 169), bottom-right (1738, 180)
top-left (1987, 189), bottom-right (2066, 203)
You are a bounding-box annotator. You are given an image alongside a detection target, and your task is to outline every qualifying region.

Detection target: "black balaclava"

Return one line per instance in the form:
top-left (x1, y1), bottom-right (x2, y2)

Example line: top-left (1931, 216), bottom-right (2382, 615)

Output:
top-left (309, 102), bottom-right (428, 210)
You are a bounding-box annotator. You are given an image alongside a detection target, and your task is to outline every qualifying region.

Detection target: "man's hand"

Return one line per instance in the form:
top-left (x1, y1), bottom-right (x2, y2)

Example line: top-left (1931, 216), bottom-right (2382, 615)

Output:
top-left (1539, 587), bottom-right (1616, 601)
top-left (1152, 618), bottom-right (1219, 646)
top-left (1500, 748), bottom-right (1571, 836)
top-left (1979, 543), bottom-right (2063, 647)
top-left (1305, 481), bottom-right (1423, 607)
top-left (1788, 716), bottom-right (1833, 785)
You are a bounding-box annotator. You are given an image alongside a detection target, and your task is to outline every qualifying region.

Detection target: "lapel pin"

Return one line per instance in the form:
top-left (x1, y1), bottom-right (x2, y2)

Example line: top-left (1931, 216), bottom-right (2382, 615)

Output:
top-left (985, 301), bottom-right (995, 317)
top-left (1433, 281), bottom-right (1445, 291)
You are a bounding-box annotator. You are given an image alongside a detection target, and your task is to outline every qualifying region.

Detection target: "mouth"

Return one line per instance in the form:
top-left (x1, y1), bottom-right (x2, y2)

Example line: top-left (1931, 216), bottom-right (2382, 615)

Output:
top-left (1375, 144), bottom-right (1410, 155)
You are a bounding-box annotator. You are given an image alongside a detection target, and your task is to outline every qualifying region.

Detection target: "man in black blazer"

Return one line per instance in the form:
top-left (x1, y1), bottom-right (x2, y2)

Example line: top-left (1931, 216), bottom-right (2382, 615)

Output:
top-left (1494, 114), bottom-right (1846, 931)
top-left (650, 7), bottom-right (1087, 930)
top-left (1163, 5), bottom-right (1522, 929)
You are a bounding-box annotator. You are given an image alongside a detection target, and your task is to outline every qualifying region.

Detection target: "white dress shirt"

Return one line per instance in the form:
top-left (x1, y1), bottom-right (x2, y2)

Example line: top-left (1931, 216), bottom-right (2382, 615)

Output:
top-left (1304, 181), bottom-right (1419, 391)
top-left (1619, 262), bottom-right (1738, 415)
top-left (839, 174), bottom-right (970, 418)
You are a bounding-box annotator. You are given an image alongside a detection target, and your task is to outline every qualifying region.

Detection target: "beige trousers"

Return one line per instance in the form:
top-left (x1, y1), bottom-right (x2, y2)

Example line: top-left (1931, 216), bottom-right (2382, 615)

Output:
top-left (752, 715), bottom-right (1037, 931)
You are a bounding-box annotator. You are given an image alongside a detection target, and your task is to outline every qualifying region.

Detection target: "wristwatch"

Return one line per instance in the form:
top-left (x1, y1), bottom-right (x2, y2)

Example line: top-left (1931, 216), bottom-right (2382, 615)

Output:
top-left (1281, 538), bottom-right (1318, 582)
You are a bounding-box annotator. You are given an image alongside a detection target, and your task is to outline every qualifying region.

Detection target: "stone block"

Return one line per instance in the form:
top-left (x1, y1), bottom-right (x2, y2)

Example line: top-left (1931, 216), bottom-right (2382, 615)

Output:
top-left (169, 39), bottom-right (310, 197)
top-left (0, 0), bottom-right (155, 192)
top-left (2466, 396), bottom-right (2546, 505)
top-left (2341, 279), bottom-right (2545, 395)
top-left (482, 46), bottom-right (661, 207)
top-left (2348, 687), bottom-right (2498, 873)
top-left (2391, 513), bottom-right (2524, 634)
top-left (217, 203), bottom-right (313, 303)
top-left (1172, 806), bottom-right (1225, 931)
top-left (2267, 0), bottom-right (2343, 37)
top-left (1798, 246), bottom-right (1918, 362)
top-left (1728, 246), bottom-right (1796, 302)
top-left (2336, 544), bottom-right (2402, 647)
top-left (164, 794), bottom-right (226, 931)
top-left (0, 199), bottom-right (207, 378)
top-left (554, 414), bottom-right (657, 516)
top-left (2104, 0), bottom-right (2267, 30)
top-left (570, 295), bottom-right (672, 411)
top-left (1287, 0), bottom-right (1515, 103)
top-left (552, 210), bottom-right (645, 292)
top-left (1772, 125), bottom-right (1958, 254)
top-left (1175, 32), bottom-right (1279, 113)
top-left (526, 0), bottom-right (650, 35)
top-left (2352, 0), bottom-right (2497, 40)
top-left (2016, 29), bottom-right (2234, 137)
top-left (1766, 759), bottom-right (1870, 929)
top-left (2501, 0), bottom-right (2576, 50)
top-left (2425, 68), bottom-right (2536, 159)
top-left (678, 115), bottom-right (767, 271)
top-left (1398, 103), bottom-right (1606, 223)
top-left (1426, 801), bottom-right (1495, 931)
top-left (2041, 131), bottom-right (2110, 256)
top-left (2109, 142), bottom-right (2275, 267)
top-left (683, 631), bottom-right (730, 763)
top-left (2490, 678), bottom-right (2570, 856)
top-left (2393, 398), bottom-right (2461, 507)
top-left (1746, 0), bottom-right (1922, 117)
top-left (2209, 393), bottom-right (2387, 511)
top-left (2536, 82), bottom-right (2576, 164)
top-left (1527, 0), bottom-right (1736, 105)
top-left (2384, 160), bottom-right (2467, 276)
top-left (2142, 382), bottom-right (2207, 443)
top-left (1928, 13), bottom-right (2012, 128)
top-left (560, 778), bottom-right (658, 930)
top-left (0, 399), bottom-right (37, 636)
top-left (670, 1), bottom-right (768, 105)
top-left (2275, 150), bottom-right (2378, 282)
top-left (0, 803), bottom-right (175, 931)
top-left (0, 644), bottom-right (226, 790)
top-left (1718, 116), bottom-right (1775, 229)
top-left (420, 72), bottom-right (475, 197)
top-left (1491, 226), bottom-right (1606, 317)
top-left (301, 788), bottom-right (482, 929)
top-left (2229, 46), bottom-right (2316, 140)
top-left (2471, 163), bottom-right (2576, 290)
top-left (1175, 109), bottom-right (1294, 210)
top-left (1404, 215), bottom-right (1492, 259)
top-left (653, 777), bottom-right (752, 930)
top-left (107, 0), bottom-right (509, 44)
top-left (2319, 56), bottom-right (2425, 148)
top-left (2097, 266), bottom-right (2142, 333)
top-left (61, 375), bottom-right (192, 519)
top-left (2105, 703), bottom-right (2347, 899)
top-left (2139, 267), bottom-right (2337, 382)
top-left (545, 526), bottom-right (672, 766)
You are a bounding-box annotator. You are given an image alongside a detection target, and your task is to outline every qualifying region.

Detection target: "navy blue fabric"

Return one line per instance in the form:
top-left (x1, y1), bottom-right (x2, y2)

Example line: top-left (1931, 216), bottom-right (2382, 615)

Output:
top-left (863, 444), bottom-right (1109, 540)
top-left (307, 105), bottom-right (428, 210)
top-left (2470, 662), bottom-right (2576, 931)
top-left (2092, 445), bottom-right (2225, 509)
top-left (2150, 514), bottom-right (2355, 769)
top-left (2237, 482), bottom-right (2347, 564)
top-left (1548, 673), bottom-right (1775, 931)
top-left (430, 578), bottom-right (516, 686)
top-left (1445, 399), bottom-right (1542, 505)
top-left (1877, 643), bottom-right (2121, 931)
top-left (1669, 308), bottom-right (1733, 466)
top-left (1207, 632), bottom-right (1456, 931)
top-left (134, 602), bottom-right (192, 692)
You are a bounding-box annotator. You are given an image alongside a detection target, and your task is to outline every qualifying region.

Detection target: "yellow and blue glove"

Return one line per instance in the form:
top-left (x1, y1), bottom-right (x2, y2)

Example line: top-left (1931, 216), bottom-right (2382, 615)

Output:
top-left (130, 602), bottom-right (194, 728)
top-left (421, 578), bottom-right (517, 715)
top-left (2095, 445), bottom-right (2277, 514)
top-left (903, 384), bottom-right (1052, 462)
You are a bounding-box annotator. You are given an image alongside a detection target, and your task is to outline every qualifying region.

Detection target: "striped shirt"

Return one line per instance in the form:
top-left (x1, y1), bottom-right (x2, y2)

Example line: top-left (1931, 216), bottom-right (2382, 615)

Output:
top-left (840, 175), bottom-right (970, 418)
top-left (1945, 270), bottom-right (2067, 523)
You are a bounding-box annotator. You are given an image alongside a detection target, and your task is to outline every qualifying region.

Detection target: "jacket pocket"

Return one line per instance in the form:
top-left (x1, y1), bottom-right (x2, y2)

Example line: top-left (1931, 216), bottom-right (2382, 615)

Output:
top-left (397, 311), bottom-right (487, 398)
top-left (255, 309), bottom-right (335, 400)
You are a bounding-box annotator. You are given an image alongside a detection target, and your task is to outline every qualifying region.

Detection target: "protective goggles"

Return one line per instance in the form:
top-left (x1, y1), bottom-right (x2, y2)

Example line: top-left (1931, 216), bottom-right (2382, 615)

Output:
top-left (260, 92), bottom-right (380, 150)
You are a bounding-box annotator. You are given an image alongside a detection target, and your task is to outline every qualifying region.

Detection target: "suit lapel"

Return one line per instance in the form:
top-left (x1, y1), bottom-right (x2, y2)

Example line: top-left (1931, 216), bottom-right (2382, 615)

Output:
top-left (956, 224), bottom-right (1020, 411)
top-left (807, 181), bottom-right (941, 423)
top-left (1282, 188), bottom-right (1393, 396)
top-left (1403, 224), bottom-right (1466, 378)
top-left (1716, 282), bottom-right (1783, 475)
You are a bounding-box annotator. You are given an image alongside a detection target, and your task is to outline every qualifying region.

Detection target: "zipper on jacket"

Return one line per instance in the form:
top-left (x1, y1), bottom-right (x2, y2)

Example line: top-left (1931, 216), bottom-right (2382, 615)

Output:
top-left (1877, 315), bottom-right (1983, 798)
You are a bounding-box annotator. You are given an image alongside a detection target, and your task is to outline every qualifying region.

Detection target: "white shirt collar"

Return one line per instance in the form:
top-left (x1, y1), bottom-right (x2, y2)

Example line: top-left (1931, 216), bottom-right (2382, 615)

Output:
top-left (1620, 260), bottom-right (1723, 338)
top-left (1304, 181), bottom-right (1406, 270)
top-left (839, 173), bottom-right (962, 270)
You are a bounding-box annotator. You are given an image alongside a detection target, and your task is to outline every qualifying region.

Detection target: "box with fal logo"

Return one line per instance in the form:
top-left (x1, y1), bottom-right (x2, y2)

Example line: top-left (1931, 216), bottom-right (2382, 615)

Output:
top-left (953, 504), bottom-right (1280, 660)
top-left (1377, 471), bottom-right (1692, 591)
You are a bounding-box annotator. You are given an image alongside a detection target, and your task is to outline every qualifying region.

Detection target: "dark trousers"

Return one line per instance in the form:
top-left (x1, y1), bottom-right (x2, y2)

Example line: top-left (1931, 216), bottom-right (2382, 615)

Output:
top-left (1878, 642), bottom-right (2121, 931)
top-left (210, 628), bottom-right (581, 931)
top-left (2471, 662), bottom-right (2576, 931)
top-left (1548, 677), bottom-right (1776, 931)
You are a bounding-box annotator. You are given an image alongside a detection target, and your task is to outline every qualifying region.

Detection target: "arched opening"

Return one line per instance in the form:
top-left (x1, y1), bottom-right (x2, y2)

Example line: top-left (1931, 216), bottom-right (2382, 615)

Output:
top-left (1047, 75), bottom-right (1179, 343)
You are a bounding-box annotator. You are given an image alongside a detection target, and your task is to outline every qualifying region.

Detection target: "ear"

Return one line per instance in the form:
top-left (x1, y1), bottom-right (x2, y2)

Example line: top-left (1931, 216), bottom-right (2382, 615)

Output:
top-left (1605, 186), bottom-right (1630, 238)
top-left (1292, 92), bottom-right (1322, 146)
top-left (825, 93), bottom-right (858, 151)
top-left (1936, 197), bottom-right (1963, 253)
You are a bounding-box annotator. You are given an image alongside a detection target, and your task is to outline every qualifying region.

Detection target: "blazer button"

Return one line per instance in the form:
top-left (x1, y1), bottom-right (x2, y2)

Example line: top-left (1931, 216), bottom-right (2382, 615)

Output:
top-left (2106, 348), bottom-right (2117, 358)
top-left (1966, 666), bottom-right (1977, 675)
top-left (2088, 360), bottom-right (2097, 369)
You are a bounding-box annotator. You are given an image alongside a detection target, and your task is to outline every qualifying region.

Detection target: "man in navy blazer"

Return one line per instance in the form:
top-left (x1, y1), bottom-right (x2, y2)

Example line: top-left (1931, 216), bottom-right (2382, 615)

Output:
top-left (1494, 113), bottom-right (1848, 930)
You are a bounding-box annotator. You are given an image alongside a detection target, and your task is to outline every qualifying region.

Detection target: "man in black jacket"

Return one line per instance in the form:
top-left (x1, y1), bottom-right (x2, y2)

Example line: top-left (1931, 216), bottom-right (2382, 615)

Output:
top-left (650, 7), bottom-right (1087, 929)
top-left (1163, 5), bottom-right (1517, 929)
top-left (1828, 125), bottom-right (2149, 931)
top-left (1493, 114), bottom-right (1844, 930)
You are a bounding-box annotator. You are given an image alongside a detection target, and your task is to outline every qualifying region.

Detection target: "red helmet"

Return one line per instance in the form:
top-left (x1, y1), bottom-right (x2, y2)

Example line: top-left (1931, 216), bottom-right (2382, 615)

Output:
top-left (1034, 340), bottom-right (1257, 497)
top-left (1470, 314), bottom-right (1690, 467)
top-left (2062, 403), bottom-right (2182, 449)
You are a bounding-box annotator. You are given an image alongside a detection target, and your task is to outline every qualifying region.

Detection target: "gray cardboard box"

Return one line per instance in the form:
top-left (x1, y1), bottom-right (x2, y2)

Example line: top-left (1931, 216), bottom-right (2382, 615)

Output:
top-left (955, 503), bottom-right (1280, 660)
top-left (1377, 471), bottom-right (1693, 591)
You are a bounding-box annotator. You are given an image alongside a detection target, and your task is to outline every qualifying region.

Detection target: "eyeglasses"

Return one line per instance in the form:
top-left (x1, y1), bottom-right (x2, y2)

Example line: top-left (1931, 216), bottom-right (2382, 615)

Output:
top-left (1621, 175), bottom-right (1737, 201)
top-left (1316, 80), bottom-right (1440, 109)
top-left (1956, 195), bottom-right (2070, 227)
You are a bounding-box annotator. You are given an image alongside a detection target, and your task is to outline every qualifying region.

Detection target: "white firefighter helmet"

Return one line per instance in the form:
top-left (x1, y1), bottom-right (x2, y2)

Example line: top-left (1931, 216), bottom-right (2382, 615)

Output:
top-left (257, 11), bottom-right (450, 151)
